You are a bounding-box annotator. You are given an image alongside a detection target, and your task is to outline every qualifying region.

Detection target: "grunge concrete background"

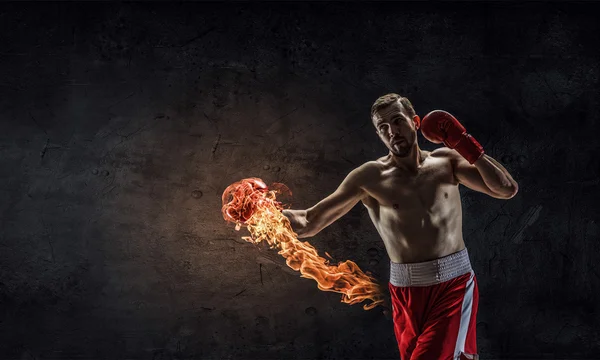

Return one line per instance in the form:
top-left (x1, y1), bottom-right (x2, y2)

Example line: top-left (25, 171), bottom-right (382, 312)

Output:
top-left (1, 2), bottom-right (599, 359)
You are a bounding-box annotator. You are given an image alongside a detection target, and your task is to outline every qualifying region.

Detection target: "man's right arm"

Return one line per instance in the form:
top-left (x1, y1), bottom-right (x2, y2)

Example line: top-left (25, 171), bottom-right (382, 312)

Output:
top-left (282, 163), bottom-right (372, 238)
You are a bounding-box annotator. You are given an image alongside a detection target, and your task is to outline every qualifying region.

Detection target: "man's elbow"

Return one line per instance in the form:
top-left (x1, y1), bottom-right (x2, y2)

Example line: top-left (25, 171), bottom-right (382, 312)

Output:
top-left (493, 183), bottom-right (519, 199)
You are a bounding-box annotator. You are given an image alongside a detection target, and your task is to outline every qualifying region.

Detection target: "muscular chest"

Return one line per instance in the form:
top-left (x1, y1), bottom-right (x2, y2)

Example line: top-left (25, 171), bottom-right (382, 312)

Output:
top-left (363, 157), bottom-right (457, 212)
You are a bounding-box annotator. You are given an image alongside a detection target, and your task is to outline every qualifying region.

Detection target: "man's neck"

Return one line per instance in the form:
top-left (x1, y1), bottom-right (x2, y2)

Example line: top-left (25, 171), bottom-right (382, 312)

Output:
top-left (388, 144), bottom-right (425, 173)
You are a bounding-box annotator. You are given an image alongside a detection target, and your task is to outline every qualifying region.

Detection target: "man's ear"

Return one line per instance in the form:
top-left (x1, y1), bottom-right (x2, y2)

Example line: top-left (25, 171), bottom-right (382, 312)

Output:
top-left (413, 115), bottom-right (421, 130)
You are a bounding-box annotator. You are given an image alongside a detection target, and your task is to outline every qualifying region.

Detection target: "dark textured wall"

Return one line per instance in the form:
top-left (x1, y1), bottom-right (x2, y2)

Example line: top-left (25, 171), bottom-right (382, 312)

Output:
top-left (1, 2), bottom-right (599, 359)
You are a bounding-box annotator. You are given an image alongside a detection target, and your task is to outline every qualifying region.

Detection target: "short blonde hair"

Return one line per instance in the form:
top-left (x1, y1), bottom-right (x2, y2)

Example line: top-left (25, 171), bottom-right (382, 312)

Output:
top-left (371, 93), bottom-right (416, 121)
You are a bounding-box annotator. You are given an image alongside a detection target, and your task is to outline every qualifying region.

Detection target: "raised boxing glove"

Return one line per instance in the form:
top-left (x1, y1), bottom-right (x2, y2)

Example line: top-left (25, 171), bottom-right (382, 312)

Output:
top-left (421, 110), bottom-right (484, 164)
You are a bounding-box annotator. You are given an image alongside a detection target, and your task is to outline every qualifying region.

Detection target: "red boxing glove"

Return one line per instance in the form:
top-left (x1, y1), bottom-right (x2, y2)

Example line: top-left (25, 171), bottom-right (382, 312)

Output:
top-left (421, 110), bottom-right (484, 164)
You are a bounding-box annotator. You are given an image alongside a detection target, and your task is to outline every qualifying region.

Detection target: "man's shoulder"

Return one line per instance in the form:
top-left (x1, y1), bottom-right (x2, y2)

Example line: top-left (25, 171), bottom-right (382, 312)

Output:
top-left (353, 160), bottom-right (383, 187)
top-left (356, 160), bottom-right (383, 175)
top-left (429, 148), bottom-right (460, 177)
top-left (431, 147), bottom-right (452, 157)
top-left (345, 161), bottom-right (381, 185)
top-left (430, 147), bottom-right (460, 161)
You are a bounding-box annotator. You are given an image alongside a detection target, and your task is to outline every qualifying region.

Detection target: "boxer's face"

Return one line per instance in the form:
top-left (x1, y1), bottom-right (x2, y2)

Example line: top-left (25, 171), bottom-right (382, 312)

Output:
top-left (372, 101), bottom-right (417, 157)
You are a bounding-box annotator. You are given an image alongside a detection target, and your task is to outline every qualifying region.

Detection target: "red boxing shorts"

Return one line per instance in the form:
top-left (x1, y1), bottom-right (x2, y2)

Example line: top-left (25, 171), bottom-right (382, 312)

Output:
top-left (388, 248), bottom-right (479, 360)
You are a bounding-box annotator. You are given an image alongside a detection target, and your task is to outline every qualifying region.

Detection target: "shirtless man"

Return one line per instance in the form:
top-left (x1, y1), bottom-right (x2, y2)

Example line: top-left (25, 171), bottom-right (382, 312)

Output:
top-left (282, 93), bottom-right (518, 360)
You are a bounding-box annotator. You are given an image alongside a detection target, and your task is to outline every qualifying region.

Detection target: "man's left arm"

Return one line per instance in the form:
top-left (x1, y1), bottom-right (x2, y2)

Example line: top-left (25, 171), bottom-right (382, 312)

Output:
top-left (421, 110), bottom-right (519, 200)
top-left (451, 151), bottom-right (519, 199)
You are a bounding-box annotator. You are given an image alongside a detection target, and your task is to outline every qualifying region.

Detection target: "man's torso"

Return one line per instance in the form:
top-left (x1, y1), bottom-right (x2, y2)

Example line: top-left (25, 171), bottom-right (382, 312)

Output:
top-left (360, 149), bottom-right (465, 263)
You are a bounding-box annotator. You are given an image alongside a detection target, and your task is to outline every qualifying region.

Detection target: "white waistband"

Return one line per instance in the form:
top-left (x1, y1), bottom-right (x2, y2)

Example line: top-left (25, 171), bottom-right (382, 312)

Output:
top-left (390, 248), bottom-right (473, 287)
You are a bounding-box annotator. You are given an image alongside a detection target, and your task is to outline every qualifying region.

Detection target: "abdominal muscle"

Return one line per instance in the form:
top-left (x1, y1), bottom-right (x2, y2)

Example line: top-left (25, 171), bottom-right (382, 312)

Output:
top-left (367, 203), bottom-right (465, 263)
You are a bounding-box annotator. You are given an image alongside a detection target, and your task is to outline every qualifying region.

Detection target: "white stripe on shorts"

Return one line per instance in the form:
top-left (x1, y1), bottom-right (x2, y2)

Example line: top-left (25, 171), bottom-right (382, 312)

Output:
top-left (454, 270), bottom-right (475, 359)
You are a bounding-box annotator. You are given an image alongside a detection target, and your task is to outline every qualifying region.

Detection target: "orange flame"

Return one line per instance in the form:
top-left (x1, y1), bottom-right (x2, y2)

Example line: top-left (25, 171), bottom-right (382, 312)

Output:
top-left (222, 177), bottom-right (384, 310)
